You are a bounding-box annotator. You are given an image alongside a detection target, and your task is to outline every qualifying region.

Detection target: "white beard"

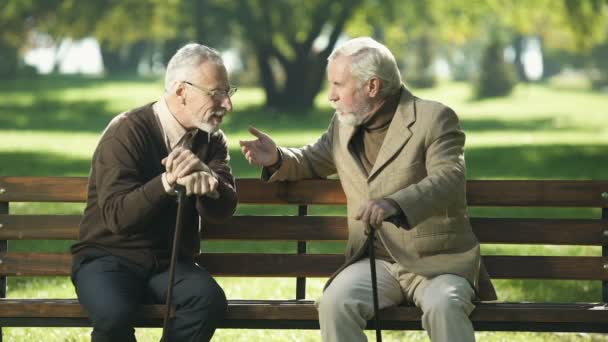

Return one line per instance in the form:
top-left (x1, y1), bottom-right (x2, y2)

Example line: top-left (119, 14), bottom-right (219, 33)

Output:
top-left (197, 110), bottom-right (225, 133)
top-left (198, 122), bottom-right (218, 133)
top-left (332, 98), bottom-right (372, 127)
top-left (336, 112), bottom-right (362, 126)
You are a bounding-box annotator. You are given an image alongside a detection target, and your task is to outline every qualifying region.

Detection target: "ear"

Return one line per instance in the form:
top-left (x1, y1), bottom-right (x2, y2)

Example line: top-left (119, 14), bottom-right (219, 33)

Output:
top-left (367, 77), bottom-right (382, 98)
top-left (173, 81), bottom-right (187, 104)
top-left (173, 81), bottom-right (186, 96)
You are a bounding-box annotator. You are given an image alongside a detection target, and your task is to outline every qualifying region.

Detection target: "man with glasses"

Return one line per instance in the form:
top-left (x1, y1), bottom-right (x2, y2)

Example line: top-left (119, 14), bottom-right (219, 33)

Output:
top-left (71, 43), bottom-right (238, 341)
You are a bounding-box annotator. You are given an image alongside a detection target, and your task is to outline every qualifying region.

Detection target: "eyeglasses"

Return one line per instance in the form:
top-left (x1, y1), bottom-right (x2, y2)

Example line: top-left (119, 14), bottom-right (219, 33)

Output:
top-left (183, 81), bottom-right (237, 99)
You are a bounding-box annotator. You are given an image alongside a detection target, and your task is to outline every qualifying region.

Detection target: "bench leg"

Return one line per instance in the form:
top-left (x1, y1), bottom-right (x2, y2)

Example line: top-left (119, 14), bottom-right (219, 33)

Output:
top-left (0, 201), bottom-right (6, 342)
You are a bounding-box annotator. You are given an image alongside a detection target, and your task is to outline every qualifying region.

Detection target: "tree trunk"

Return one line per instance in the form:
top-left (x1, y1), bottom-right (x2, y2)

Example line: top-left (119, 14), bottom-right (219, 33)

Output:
top-left (262, 55), bottom-right (327, 110)
top-left (513, 35), bottom-right (529, 83)
top-left (256, 50), bottom-right (280, 108)
top-left (100, 41), bottom-right (146, 76)
top-left (162, 38), bottom-right (186, 65)
top-left (0, 41), bottom-right (18, 79)
top-left (246, 0), bottom-right (361, 110)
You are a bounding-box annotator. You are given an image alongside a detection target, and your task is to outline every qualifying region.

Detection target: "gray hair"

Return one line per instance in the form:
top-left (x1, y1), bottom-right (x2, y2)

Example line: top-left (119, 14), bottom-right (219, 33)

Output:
top-left (164, 43), bottom-right (224, 90)
top-left (328, 37), bottom-right (401, 98)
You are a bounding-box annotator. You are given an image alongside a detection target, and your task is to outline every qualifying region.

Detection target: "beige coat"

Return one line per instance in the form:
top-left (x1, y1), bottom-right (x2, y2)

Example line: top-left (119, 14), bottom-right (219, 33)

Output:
top-left (265, 87), bottom-right (496, 300)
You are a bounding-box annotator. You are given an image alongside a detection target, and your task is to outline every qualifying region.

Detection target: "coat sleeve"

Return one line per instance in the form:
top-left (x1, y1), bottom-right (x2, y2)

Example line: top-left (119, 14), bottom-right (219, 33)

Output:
top-left (263, 116), bottom-right (338, 181)
top-left (386, 106), bottom-right (467, 227)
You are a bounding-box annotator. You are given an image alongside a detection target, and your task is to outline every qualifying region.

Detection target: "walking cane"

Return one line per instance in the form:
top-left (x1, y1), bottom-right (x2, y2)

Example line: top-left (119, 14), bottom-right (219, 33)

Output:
top-left (367, 225), bottom-right (382, 342)
top-left (161, 186), bottom-right (219, 341)
top-left (161, 185), bottom-right (187, 342)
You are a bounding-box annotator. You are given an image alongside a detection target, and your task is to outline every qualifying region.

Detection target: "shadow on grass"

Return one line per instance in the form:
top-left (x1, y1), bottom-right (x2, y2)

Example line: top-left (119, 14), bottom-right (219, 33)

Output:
top-left (0, 151), bottom-right (91, 177)
top-left (467, 144), bottom-right (607, 179)
top-left (0, 98), bottom-right (113, 133)
top-left (0, 74), bottom-right (159, 93)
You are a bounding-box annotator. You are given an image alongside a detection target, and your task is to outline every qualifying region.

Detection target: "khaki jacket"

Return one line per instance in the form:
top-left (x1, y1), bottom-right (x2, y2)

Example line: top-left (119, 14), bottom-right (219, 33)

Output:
top-left (265, 87), bottom-right (496, 300)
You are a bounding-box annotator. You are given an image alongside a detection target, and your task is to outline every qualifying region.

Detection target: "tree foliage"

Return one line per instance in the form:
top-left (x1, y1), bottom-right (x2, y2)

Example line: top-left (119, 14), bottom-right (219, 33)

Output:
top-left (3, 0), bottom-right (607, 103)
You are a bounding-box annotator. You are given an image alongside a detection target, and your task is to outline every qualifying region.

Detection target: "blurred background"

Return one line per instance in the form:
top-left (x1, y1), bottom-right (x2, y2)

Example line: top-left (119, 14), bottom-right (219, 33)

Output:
top-left (3, 0), bottom-right (608, 103)
top-left (1, 0), bottom-right (608, 341)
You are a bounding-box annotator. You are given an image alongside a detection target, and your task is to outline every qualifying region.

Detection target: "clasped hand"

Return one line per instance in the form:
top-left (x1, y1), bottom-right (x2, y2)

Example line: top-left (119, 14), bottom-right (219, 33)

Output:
top-left (355, 199), bottom-right (398, 235)
top-left (162, 147), bottom-right (218, 196)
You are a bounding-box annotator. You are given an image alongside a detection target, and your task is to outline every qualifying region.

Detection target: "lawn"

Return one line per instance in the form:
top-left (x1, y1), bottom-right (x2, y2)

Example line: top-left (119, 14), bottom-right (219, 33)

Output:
top-left (1, 75), bottom-right (607, 341)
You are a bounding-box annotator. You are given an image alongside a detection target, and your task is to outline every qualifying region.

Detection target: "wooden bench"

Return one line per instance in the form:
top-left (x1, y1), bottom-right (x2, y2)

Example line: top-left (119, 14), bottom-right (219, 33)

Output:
top-left (1, 176), bottom-right (608, 338)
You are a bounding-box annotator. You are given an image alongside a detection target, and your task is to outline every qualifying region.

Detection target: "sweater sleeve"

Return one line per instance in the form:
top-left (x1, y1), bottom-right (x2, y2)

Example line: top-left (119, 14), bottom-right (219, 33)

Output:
top-left (196, 131), bottom-right (238, 223)
top-left (95, 135), bottom-right (173, 235)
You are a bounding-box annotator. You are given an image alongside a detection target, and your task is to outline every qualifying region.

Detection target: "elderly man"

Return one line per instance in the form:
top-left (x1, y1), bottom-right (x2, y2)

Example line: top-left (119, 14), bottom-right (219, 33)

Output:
top-left (240, 37), bottom-right (495, 342)
top-left (71, 43), bottom-right (238, 342)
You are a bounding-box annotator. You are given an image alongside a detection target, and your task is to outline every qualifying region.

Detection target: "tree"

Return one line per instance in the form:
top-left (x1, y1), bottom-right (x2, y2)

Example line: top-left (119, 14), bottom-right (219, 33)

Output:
top-left (221, 0), bottom-right (365, 110)
top-left (7, 0), bottom-right (607, 103)
top-left (344, 0), bottom-right (488, 86)
top-left (0, 0), bottom-right (62, 78)
top-left (474, 35), bottom-right (517, 98)
top-left (64, 0), bottom-right (365, 108)
top-left (47, 0), bottom-right (182, 75)
top-left (483, 0), bottom-right (608, 82)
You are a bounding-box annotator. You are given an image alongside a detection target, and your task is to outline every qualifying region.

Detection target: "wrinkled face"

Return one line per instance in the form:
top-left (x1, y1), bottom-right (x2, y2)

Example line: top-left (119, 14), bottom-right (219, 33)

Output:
top-left (183, 62), bottom-right (233, 133)
top-left (327, 55), bottom-right (371, 126)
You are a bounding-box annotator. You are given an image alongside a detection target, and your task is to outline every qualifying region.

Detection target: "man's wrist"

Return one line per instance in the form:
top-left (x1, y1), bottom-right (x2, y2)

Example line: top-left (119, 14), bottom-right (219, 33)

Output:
top-left (383, 198), bottom-right (410, 229)
top-left (267, 148), bottom-right (283, 169)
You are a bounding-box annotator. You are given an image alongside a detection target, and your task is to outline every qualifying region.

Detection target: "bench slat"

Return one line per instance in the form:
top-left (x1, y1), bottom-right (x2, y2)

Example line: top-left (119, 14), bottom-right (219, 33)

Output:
top-left (0, 177), bottom-right (87, 203)
top-left (236, 179), bottom-right (346, 204)
top-left (1, 253), bottom-right (607, 280)
top-left (0, 299), bottom-right (167, 318)
top-left (0, 215), bottom-right (80, 239)
top-left (2, 177), bottom-right (608, 207)
top-left (0, 300), bottom-right (606, 327)
top-left (484, 255), bottom-right (608, 280)
top-left (467, 180), bottom-right (608, 207)
top-left (201, 254), bottom-right (608, 280)
top-left (1, 215), bottom-right (605, 246)
top-left (207, 217), bottom-right (606, 245)
top-left (470, 217), bottom-right (607, 245)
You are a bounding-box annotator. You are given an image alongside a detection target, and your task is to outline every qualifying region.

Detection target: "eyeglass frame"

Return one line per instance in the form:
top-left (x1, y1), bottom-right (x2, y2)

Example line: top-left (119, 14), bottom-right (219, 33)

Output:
top-left (183, 81), bottom-right (237, 100)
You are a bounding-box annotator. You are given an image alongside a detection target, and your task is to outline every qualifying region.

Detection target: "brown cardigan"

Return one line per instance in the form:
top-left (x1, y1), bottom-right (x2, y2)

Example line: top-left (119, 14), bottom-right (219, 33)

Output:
top-left (71, 102), bottom-right (237, 272)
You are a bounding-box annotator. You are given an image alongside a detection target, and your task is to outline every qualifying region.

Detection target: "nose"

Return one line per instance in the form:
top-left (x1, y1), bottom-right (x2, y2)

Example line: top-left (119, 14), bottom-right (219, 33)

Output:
top-left (221, 95), bottom-right (233, 112)
top-left (328, 86), bottom-right (338, 102)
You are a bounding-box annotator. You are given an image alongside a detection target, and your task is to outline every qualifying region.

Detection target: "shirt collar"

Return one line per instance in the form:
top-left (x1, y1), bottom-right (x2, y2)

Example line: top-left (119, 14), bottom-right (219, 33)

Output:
top-left (153, 97), bottom-right (199, 150)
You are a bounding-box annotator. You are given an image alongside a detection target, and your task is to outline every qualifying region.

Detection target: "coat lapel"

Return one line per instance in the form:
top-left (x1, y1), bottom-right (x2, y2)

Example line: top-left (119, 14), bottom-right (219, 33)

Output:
top-left (368, 89), bottom-right (416, 181)
top-left (338, 119), bottom-right (369, 176)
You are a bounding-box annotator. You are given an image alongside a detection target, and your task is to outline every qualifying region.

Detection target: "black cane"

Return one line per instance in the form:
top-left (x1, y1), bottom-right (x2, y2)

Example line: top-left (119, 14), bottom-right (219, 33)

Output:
top-left (367, 226), bottom-right (382, 342)
top-left (161, 185), bottom-right (187, 342)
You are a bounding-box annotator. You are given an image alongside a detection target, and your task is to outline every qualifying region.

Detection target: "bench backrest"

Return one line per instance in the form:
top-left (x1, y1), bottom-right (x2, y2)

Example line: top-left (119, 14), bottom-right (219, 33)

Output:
top-left (1, 177), bottom-right (607, 301)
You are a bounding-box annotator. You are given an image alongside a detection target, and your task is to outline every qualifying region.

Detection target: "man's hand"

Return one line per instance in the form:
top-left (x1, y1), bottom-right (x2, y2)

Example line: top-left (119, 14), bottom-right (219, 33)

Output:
top-left (239, 126), bottom-right (279, 166)
top-left (355, 199), bottom-right (399, 234)
top-left (176, 171), bottom-right (219, 196)
top-left (162, 147), bottom-right (210, 186)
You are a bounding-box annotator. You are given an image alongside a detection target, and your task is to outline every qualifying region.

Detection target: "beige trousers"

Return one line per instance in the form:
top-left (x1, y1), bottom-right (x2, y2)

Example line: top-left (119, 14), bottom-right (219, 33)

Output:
top-left (316, 258), bottom-right (476, 342)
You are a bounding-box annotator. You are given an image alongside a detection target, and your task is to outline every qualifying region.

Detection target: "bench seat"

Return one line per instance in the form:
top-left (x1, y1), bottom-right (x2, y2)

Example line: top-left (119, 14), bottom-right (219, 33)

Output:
top-left (0, 299), bottom-right (607, 332)
top-left (1, 177), bottom-right (608, 337)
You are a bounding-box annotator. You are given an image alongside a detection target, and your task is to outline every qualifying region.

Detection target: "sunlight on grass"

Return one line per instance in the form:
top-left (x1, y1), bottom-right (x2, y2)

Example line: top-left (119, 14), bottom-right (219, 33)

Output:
top-left (6, 328), bottom-right (602, 341)
top-left (2, 78), bottom-right (608, 341)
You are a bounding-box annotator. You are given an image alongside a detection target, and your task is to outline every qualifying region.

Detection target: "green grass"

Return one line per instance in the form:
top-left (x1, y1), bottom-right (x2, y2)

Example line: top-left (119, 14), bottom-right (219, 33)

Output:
top-left (1, 75), bottom-right (608, 341)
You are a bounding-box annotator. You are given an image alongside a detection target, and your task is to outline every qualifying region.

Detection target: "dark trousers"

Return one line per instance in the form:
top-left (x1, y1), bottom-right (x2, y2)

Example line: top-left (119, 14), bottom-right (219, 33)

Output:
top-left (72, 253), bottom-right (227, 342)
